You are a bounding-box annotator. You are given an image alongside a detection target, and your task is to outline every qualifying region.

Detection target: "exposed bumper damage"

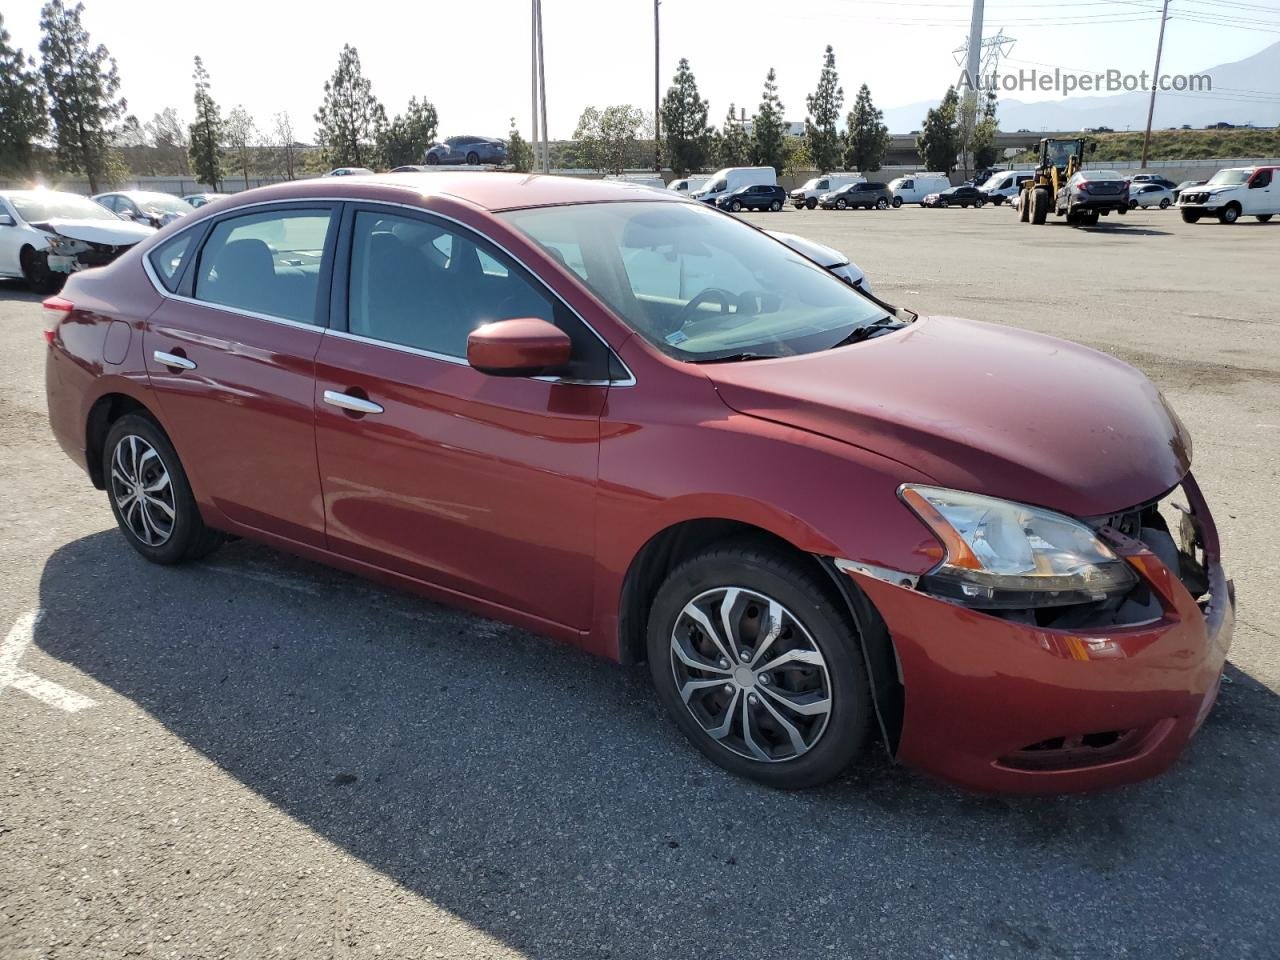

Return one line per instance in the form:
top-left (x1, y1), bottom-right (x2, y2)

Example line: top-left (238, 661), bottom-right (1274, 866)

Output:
top-left (842, 473), bottom-right (1233, 794)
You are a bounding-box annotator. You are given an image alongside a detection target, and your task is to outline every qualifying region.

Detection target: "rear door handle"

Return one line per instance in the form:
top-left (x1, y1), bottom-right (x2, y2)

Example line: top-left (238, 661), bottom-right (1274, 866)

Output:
top-left (323, 389), bottom-right (384, 415)
top-left (153, 350), bottom-right (196, 371)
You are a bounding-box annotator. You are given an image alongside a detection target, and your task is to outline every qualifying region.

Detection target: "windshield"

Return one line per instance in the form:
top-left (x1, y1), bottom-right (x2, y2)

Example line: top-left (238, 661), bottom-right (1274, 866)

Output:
top-left (1207, 169), bottom-right (1251, 186)
top-left (9, 192), bottom-right (120, 223)
top-left (500, 200), bottom-right (891, 362)
top-left (701, 179), bottom-right (726, 193)
top-left (133, 193), bottom-right (190, 215)
top-left (980, 173), bottom-right (1007, 190)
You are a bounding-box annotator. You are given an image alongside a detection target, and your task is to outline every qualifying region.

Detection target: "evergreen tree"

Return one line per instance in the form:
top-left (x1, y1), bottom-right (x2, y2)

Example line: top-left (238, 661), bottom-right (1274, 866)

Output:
top-left (187, 56), bottom-right (222, 189)
top-left (844, 84), bottom-right (889, 172)
top-left (223, 105), bottom-right (256, 187)
top-left (750, 68), bottom-right (787, 175)
top-left (314, 44), bottom-right (386, 168)
top-left (718, 104), bottom-right (750, 167)
top-left (38, 0), bottom-right (126, 192)
top-left (506, 117), bottom-right (534, 173)
top-left (377, 96), bottom-right (439, 168)
top-left (804, 46), bottom-right (843, 173)
top-left (916, 86), bottom-right (961, 173)
top-left (0, 14), bottom-right (48, 176)
top-left (660, 58), bottom-right (712, 178)
top-left (971, 92), bottom-right (999, 171)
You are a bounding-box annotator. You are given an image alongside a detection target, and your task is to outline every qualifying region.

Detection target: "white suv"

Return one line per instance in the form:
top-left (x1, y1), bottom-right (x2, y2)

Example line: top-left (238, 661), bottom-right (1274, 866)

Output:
top-left (1177, 166), bottom-right (1278, 224)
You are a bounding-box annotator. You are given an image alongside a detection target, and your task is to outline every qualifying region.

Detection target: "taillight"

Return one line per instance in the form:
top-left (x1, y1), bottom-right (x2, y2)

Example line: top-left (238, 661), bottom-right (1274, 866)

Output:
top-left (1076, 181), bottom-right (1090, 192)
top-left (42, 295), bottom-right (73, 345)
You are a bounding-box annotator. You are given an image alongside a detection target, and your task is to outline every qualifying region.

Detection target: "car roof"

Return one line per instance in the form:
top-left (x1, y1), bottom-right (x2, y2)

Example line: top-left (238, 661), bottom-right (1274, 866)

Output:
top-left (196, 171), bottom-right (688, 213)
top-left (0, 189), bottom-right (88, 200)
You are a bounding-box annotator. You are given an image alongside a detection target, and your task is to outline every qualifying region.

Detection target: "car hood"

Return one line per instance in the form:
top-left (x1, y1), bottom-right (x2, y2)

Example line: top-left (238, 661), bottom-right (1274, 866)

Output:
top-left (33, 218), bottom-right (154, 245)
top-left (704, 315), bottom-right (1191, 518)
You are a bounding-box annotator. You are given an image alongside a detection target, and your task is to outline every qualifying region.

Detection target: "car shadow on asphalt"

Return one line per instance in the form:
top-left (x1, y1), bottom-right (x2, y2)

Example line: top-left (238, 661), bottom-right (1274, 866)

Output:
top-left (32, 530), bottom-right (1280, 958)
top-left (0, 279), bottom-right (43, 303)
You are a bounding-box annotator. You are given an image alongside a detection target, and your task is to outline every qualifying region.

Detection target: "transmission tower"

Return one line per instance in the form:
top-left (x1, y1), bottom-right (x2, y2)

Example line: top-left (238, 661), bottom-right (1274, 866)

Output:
top-left (953, 29), bottom-right (1017, 88)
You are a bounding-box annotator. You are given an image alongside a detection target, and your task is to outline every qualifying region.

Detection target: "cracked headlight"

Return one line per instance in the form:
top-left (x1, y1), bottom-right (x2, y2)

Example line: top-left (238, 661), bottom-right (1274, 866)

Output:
top-left (900, 485), bottom-right (1138, 609)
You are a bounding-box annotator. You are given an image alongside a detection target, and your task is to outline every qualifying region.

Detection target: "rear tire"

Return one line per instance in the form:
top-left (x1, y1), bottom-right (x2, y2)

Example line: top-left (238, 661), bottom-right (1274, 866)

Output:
top-left (1159, 198), bottom-right (1171, 209)
top-left (1019, 193), bottom-right (1031, 222)
top-left (466, 151), bottom-right (480, 165)
top-left (646, 543), bottom-right (872, 789)
top-left (1030, 187), bottom-right (1050, 225)
top-left (770, 200), bottom-right (782, 212)
top-left (875, 197), bottom-right (888, 210)
top-left (1081, 211), bottom-right (1100, 226)
top-left (1129, 199), bottom-right (1139, 209)
top-left (975, 197), bottom-right (985, 208)
top-left (103, 413), bottom-right (224, 565)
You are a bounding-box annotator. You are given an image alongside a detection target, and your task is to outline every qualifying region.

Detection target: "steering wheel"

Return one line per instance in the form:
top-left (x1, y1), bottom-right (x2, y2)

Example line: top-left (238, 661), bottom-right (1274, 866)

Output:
top-left (674, 287), bottom-right (735, 333)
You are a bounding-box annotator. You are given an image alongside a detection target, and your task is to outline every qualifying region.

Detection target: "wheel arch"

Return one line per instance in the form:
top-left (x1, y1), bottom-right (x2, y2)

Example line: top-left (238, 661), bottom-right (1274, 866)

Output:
top-left (85, 392), bottom-right (153, 489)
top-left (616, 516), bottom-right (904, 757)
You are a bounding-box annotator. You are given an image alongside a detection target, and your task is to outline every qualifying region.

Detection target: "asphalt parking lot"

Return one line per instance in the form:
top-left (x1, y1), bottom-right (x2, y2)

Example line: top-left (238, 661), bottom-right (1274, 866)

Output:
top-left (1, 204), bottom-right (1278, 959)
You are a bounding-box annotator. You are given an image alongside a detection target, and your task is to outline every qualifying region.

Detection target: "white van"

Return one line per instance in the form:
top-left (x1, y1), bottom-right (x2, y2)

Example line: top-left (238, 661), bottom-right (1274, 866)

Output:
top-left (693, 167), bottom-right (777, 205)
top-left (887, 172), bottom-right (950, 207)
top-left (789, 173), bottom-right (864, 209)
top-left (668, 176), bottom-right (709, 195)
top-left (979, 170), bottom-right (1034, 206)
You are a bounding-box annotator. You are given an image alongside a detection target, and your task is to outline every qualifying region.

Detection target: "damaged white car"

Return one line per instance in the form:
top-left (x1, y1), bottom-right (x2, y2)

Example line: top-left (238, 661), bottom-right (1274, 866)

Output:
top-left (0, 190), bottom-right (155, 293)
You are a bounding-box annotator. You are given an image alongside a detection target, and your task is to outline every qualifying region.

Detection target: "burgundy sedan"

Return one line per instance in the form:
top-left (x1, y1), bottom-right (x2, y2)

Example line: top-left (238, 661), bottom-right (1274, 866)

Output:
top-left (43, 174), bottom-right (1233, 793)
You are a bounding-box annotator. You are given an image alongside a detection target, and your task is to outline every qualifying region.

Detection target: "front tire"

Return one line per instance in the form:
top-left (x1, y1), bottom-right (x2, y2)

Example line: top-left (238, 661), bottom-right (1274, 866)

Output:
top-left (836, 198), bottom-right (847, 210)
top-left (103, 414), bottom-right (223, 565)
top-left (425, 154), bottom-right (440, 165)
top-left (646, 544), bottom-right (871, 788)
top-left (1181, 209), bottom-right (1202, 223)
top-left (730, 200), bottom-right (742, 212)
top-left (1030, 187), bottom-right (1050, 224)
top-left (1220, 203), bottom-right (1240, 224)
top-left (891, 196), bottom-right (902, 208)
top-left (805, 197), bottom-right (817, 210)
top-left (466, 151), bottom-right (480, 165)
top-left (21, 247), bottom-right (63, 294)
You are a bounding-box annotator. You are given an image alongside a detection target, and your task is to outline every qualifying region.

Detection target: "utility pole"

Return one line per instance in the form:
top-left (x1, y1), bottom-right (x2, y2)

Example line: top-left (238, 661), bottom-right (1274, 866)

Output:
top-left (531, 0), bottom-right (540, 169)
top-left (536, 0), bottom-right (549, 172)
top-left (654, 0), bottom-right (661, 173)
top-left (961, 0), bottom-right (985, 179)
top-left (1140, 0), bottom-right (1171, 169)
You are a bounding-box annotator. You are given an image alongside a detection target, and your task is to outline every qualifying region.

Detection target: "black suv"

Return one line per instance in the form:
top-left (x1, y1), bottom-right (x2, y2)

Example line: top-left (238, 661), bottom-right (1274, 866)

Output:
top-left (819, 182), bottom-right (892, 210)
top-left (715, 184), bottom-right (787, 212)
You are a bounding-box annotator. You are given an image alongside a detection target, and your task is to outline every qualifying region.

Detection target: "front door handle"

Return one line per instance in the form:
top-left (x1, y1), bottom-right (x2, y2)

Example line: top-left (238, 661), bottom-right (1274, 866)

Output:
top-left (323, 389), bottom-right (384, 415)
top-left (153, 350), bottom-right (196, 371)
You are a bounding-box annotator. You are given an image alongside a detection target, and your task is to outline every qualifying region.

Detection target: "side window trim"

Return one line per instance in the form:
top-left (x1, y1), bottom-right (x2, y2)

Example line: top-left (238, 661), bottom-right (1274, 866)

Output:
top-left (185, 201), bottom-right (342, 328)
top-left (330, 201), bottom-right (633, 385)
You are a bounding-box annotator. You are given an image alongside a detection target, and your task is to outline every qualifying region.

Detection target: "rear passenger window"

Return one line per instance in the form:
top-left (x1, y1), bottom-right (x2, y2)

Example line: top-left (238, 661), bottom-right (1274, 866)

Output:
top-left (193, 209), bottom-right (333, 324)
top-left (149, 231), bottom-right (195, 292)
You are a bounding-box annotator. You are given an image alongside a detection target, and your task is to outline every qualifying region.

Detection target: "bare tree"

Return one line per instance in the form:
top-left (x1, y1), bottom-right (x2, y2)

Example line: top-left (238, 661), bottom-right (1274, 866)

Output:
top-left (223, 105), bottom-right (257, 187)
top-left (272, 111), bottom-right (297, 180)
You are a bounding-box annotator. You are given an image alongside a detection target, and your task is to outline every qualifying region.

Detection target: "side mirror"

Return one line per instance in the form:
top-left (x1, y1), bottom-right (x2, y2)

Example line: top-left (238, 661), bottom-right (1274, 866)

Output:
top-left (467, 317), bottom-right (572, 377)
top-left (0, 214), bottom-right (14, 227)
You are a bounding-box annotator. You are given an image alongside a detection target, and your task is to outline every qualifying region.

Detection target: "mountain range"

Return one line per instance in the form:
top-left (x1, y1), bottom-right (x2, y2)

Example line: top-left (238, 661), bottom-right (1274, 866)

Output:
top-left (881, 40), bottom-right (1280, 133)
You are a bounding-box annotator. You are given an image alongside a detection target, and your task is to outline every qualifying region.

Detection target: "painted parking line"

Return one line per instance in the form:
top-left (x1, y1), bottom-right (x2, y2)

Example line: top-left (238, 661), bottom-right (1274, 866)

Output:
top-left (0, 609), bottom-right (97, 713)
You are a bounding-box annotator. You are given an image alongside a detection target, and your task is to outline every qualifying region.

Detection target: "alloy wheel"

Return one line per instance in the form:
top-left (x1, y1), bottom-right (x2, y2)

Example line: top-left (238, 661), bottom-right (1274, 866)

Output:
top-left (110, 434), bottom-right (176, 546)
top-left (669, 587), bottom-right (833, 763)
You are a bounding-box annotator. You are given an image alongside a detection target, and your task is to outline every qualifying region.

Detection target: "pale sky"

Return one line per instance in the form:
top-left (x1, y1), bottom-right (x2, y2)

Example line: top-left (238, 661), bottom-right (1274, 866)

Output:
top-left (3, 0), bottom-right (1277, 140)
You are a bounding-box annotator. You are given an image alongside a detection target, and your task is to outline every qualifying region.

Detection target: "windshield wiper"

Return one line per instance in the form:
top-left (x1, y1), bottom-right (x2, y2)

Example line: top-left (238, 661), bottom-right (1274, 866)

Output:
top-left (827, 315), bottom-right (905, 349)
top-left (689, 351), bottom-right (781, 364)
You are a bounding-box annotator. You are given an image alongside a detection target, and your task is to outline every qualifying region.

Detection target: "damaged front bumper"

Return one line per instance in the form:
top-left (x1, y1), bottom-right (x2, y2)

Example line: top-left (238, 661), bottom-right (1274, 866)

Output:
top-left (44, 237), bottom-right (136, 275)
top-left (842, 473), bottom-right (1234, 794)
